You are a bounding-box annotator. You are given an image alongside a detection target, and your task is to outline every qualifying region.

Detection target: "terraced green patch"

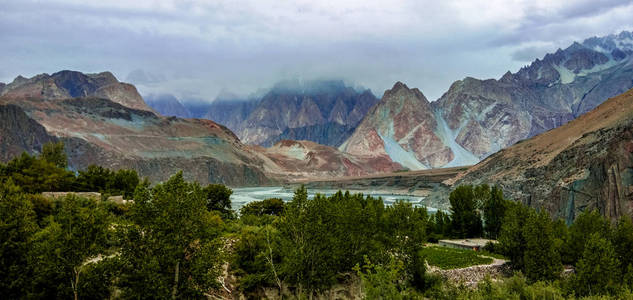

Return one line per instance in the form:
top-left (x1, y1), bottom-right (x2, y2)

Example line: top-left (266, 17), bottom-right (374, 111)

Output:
top-left (420, 245), bottom-right (494, 270)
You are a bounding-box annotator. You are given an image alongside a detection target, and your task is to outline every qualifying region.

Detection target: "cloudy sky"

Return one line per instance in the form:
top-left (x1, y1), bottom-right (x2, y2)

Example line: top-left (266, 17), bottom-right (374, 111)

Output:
top-left (1, 0), bottom-right (632, 101)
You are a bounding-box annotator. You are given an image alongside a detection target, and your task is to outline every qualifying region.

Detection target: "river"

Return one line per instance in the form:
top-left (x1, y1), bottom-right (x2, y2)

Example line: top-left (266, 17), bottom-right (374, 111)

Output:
top-left (230, 186), bottom-right (439, 212)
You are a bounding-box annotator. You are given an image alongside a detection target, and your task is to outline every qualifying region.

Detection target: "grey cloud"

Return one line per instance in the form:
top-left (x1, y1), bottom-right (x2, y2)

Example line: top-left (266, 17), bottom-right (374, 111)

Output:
top-left (1, 0), bottom-right (633, 101)
top-left (511, 45), bottom-right (556, 62)
top-left (490, 1), bottom-right (633, 47)
top-left (125, 69), bottom-right (167, 86)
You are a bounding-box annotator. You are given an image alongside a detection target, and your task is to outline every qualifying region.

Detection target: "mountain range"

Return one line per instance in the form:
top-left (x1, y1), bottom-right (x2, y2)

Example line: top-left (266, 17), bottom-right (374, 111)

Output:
top-left (0, 71), bottom-right (401, 185)
top-left (428, 87), bottom-right (633, 222)
top-left (1, 31), bottom-right (632, 200)
top-left (341, 31), bottom-right (633, 170)
top-left (144, 31), bottom-right (633, 172)
top-left (146, 80), bottom-right (378, 148)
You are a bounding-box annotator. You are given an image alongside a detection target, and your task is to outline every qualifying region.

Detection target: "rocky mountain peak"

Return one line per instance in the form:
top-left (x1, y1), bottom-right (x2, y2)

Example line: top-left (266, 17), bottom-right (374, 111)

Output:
top-left (236, 79), bottom-right (378, 146)
top-left (566, 41), bottom-right (585, 52)
top-left (1, 70), bottom-right (154, 112)
top-left (343, 31), bottom-right (633, 171)
top-left (500, 71), bottom-right (513, 82)
top-left (7, 75), bottom-right (30, 88)
top-left (391, 81), bottom-right (408, 90)
top-left (341, 81), bottom-right (454, 170)
top-left (383, 81), bottom-right (429, 104)
top-left (583, 30), bottom-right (633, 53)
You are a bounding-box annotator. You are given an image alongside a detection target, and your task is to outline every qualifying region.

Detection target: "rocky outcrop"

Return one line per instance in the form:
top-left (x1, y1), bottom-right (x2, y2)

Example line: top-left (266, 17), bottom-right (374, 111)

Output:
top-left (341, 82), bottom-right (458, 170)
top-left (235, 80), bottom-right (378, 146)
top-left (254, 139), bottom-right (402, 180)
top-left (0, 104), bottom-right (57, 162)
top-left (204, 97), bottom-right (260, 134)
top-left (145, 93), bottom-right (192, 118)
top-left (261, 122), bottom-right (354, 147)
top-left (0, 73), bottom-right (274, 185)
top-left (433, 31), bottom-right (633, 159)
top-left (1, 70), bottom-right (155, 112)
top-left (435, 88), bottom-right (633, 222)
top-left (62, 136), bottom-right (271, 186)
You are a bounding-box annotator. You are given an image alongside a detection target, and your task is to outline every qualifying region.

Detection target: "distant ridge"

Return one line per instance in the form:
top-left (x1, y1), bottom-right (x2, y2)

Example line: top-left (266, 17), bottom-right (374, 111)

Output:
top-left (342, 31), bottom-right (633, 170)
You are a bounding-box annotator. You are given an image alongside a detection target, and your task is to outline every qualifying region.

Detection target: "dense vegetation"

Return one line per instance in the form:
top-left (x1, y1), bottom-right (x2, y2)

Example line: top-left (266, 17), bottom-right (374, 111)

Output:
top-left (0, 142), bottom-right (139, 197)
top-left (1, 143), bottom-right (633, 299)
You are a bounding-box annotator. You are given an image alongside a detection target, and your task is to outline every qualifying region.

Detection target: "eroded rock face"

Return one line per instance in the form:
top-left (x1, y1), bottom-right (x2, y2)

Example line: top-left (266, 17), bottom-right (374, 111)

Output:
top-left (434, 32), bottom-right (633, 159)
top-left (254, 139), bottom-right (402, 179)
top-left (436, 89), bottom-right (633, 222)
top-left (343, 31), bottom-right (633, 170)
top-left (341, 82), bottom-right (457, 170)
top-left (234, 80), bottom-right (379, 147)
top-left (0, 104), bottom-right (57, 162)
top-left (1, 70), bottom-right (155, 112)
top-left (0, 71), bottom-right (275, 185)
top-left (204, 98), bottom-right (260, 134)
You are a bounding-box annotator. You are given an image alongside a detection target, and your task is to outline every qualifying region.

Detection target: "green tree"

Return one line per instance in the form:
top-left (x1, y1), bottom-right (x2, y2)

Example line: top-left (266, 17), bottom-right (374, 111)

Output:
top-left (108, 169), bottom-right (139, 199)
top-left (278, 187), bottom-right (337, 295)
top-left (522, 210), bottom-right (561, 282)
top-left (573, 233), bottom-right (621, 296)
top-left (75, 165), bottom-right (113, 193)
top-left (498, 201), bottom-right (531, 270)
top-left (41, 141), bottom-right (68, 169)
top-left (275, 188), bottom-right (391, 295)
top-left (383, 200), bottom-right (428, 286)
top-left (449, 185), bottom-right (483, 238)
top-left (203, 183), bottom-right (233, 218)
top-left (118, 172), bottom-right (223, 299)
top-left (613, 216), bottom-right (633, 276)
top-left (29, 195), bottom-right (110, 300)
top-left (624, 264), bottom-right (633, 288)
top-left (568, 209), bottom-right (611, 264)
top-left (355, 256), bottom-right (408, 300)
top-left (26, 194), bottom-right (54, 226)
top-left (482, 186), bottom-right (508, 239)
top-left (552, 218), bottom-right (573, 265)
top-left (330, 191), bottom-right (386, 275)
top-left (472, 184), bottom-right (491, 208)
top-left (240, 198), bottom-right (285, 217)
top-left (232, 225), bottom-right (282, 294)
top-left (429, 210), bottom-right (451, 240)
top-left (0, 180), bottom-right (38, 297)
top-left (4, 152), bottom-right (75, 193)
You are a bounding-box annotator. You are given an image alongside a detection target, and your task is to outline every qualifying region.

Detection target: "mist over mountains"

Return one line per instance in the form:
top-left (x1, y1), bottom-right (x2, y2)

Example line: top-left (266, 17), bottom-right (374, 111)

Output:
top-left (340, 30), bottom-right (633, 170)
top-left (145, 79), bottom-right (379, 147)
top-left (142, 31), bottom-right (633, 171)
top-left (1, 31), bottom-right (632, 186)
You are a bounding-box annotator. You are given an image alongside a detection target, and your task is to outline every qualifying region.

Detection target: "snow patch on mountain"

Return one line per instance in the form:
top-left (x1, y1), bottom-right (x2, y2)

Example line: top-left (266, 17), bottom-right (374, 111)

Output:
top-left (378, 132), bottom-right (427, 170)
top-left (284, 144), bottom-right (308, 160)
top-left (434, 111), bottom-right (479, 167)
top-left (552, 64), bottom-right (576, 84)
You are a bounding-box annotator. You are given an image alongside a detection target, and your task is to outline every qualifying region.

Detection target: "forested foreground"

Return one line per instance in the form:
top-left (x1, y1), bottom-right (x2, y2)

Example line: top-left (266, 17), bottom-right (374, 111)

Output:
top-left (2, 143), bottom-right (633, 299)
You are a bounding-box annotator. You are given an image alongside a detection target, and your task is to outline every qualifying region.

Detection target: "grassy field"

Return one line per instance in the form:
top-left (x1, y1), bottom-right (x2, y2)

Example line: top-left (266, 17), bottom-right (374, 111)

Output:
top-left (420, 246), bottom-right (495, 270)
